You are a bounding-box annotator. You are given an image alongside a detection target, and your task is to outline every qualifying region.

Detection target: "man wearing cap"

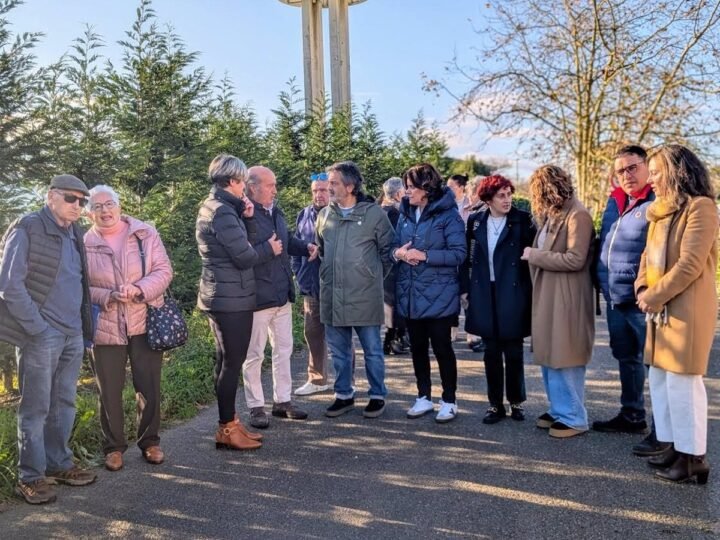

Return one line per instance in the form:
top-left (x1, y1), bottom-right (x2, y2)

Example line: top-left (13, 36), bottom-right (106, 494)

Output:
top-left (0, 175), bottom-right (97, 504)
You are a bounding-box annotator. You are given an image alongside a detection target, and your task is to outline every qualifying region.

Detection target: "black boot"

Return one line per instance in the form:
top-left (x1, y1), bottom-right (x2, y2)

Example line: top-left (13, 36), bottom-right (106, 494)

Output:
top-left (647, 444), bottom-right (677, 469)
top-left (656, 452), bottom-right (710, 484)
top-left (383, 328), bottom-right (396, 355)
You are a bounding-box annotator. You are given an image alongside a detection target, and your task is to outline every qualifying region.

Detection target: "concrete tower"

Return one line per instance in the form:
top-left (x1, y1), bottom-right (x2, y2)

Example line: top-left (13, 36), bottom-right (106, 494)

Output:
top-left (278, 0), bottom-right (367, 114)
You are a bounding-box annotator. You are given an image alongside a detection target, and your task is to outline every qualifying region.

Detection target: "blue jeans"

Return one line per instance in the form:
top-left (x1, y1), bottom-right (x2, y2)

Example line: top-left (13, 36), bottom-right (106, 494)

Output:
top-left (325, 325), bottom-right (386, 400)
top-left (606, 302), bottom-right (646, 421)
top-left (16, 325), bottom-right (84, 482)
top-left (541, 365), bottom-right (588, 430)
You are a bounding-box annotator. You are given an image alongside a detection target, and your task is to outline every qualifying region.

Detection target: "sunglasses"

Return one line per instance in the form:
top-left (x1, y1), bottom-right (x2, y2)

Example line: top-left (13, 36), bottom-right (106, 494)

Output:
top-left (54, 190), bottom-right (89, 207)
top-left (310, 173), bottom-right (328, 181)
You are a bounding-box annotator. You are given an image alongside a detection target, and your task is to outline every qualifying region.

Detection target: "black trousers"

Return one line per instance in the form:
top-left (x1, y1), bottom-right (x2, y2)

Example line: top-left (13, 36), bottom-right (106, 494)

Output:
top-left (483, 282), bottom-right (526, 406)
top-left (406, 316), bottom-right (457, 403)
top-left (207, 311), bottom-right (253, 424)
top-left (94, 335), bottom-right (163, 454)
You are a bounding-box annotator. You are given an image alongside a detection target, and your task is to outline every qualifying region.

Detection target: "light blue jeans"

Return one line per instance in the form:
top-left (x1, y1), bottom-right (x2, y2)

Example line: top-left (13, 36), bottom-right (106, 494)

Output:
top-left (16, 325), bottom-right (84, 482)
top-left (541, 365), bottom-right (588, 430)
top-left (325, 325), bottom-right (386, 400)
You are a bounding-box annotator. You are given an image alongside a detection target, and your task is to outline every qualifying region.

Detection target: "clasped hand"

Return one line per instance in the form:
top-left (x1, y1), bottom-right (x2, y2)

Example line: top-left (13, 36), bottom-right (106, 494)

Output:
top-left (395, 242), bottom-right (426, 266)
top-left (111, 284), bottom-right (143, 303)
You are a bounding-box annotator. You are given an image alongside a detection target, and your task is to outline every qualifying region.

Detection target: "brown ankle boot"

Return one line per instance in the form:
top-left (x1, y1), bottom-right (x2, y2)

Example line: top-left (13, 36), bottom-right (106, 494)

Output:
top-left (216, 420), bottom-right (262, 451)
top-left (656, 452), bottom-right (709, 484)
top-left (233, 414), bottom-right (263, 441)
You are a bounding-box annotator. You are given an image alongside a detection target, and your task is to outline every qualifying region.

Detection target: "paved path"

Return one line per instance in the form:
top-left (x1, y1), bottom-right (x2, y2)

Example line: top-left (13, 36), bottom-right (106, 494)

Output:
top-left (1, 315), bottom-right (719, 539)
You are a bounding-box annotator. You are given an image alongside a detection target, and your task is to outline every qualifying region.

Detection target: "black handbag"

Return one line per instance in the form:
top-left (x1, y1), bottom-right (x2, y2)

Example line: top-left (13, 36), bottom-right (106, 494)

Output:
top-left (135, 236), bottom-right (188, 351)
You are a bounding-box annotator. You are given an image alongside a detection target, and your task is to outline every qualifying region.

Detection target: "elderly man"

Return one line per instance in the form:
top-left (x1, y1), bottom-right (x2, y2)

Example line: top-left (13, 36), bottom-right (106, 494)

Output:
top-left (292, 173), bottom-right (331, 395)
top-left (593, 145), bottom-right (667, 457)
top-left (242, 166), bottom-right (315, 428)
top-left (0, 175), bottom-right (97, 504)
top-left (316, 161), bottom-right (394, 418)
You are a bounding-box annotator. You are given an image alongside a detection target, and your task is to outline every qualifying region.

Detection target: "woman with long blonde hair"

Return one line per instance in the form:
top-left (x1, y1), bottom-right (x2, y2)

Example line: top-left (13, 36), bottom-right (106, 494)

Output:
top-left (521, 165), bottom-right (595, 438)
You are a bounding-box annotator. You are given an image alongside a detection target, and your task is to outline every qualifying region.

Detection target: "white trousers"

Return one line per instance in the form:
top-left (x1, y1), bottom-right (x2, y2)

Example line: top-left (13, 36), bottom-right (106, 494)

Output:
top-left (649, 366), bottom-right (707, 455)
top-left (243, 302), bottom-right (294, 409)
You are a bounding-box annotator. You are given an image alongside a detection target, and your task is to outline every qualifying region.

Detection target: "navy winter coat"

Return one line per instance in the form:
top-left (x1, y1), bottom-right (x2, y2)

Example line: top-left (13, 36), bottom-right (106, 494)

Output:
top-left (460, 206), bottom-right (535, 340)
top-left (291, 204), bottom-right (321, 299)
top-left (596, 184), bottom-right (654, 305)
top-left (393, 188), bottom-right (466, 320)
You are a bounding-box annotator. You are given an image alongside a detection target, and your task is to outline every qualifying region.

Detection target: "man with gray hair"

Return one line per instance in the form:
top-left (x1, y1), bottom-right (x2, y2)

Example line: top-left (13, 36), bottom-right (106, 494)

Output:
top-left (242, 165), bottom-right (317, 428)
top-left (0, 175), bottom-right (97, 504)
top-left (316, 161), bottom-right (394, 418)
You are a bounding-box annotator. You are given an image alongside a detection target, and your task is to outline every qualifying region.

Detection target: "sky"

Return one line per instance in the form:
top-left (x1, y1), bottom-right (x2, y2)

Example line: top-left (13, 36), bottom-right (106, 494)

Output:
top-left (8, 0), bottom-right (537, 179)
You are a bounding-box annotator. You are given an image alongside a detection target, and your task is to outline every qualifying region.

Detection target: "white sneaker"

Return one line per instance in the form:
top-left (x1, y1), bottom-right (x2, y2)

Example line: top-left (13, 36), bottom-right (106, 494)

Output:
top-left (407, 396), bottom-right (435, 419)
top-left (294, 382), bottom-right (330, 396)
top-left (435, 400), bottom-right (457, 423)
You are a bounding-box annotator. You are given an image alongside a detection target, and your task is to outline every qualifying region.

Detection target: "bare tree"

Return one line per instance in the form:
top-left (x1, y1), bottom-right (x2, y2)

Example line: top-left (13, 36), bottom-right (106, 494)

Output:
top-left (424, 0), bottom-right (720, 210)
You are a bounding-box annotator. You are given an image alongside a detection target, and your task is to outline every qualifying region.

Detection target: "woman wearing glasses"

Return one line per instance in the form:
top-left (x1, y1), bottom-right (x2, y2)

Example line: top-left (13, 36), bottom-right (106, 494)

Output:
top-left (84, 185), bottom-right (173, 471)
top-left (636, 145), bottom-right (717, 484)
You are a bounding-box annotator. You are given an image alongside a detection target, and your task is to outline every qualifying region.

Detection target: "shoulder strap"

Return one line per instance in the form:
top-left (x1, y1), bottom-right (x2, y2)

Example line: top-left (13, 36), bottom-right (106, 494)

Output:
top-left (135, 235), bottom-right (146, 277)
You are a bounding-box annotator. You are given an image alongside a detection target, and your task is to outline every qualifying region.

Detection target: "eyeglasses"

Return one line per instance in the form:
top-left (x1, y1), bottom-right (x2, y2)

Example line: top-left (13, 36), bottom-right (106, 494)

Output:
top-left (614, 161), bottom-right (645, 178)
top-left (310, 173), bottom-right (328, 181)
top-left (53, 190), bottom-right (88, 207)
top-left (90, 200), bottom-right (118, 212)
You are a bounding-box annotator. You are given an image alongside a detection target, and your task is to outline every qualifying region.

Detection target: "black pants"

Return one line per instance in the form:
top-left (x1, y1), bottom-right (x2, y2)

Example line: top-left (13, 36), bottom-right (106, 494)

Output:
top-left (207, 311), bottom-right (253, 424)
top-left (407, 316), bottom-right (457, 403)
top-left (94, 335), bottom-right (163, 454)
top-left (483, 282), bottom-right (526, 406)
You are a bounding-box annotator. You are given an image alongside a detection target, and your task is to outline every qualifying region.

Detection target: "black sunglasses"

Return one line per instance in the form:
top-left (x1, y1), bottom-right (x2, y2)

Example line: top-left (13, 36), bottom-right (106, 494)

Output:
top-left (54, 190), bottom-right (88, 207)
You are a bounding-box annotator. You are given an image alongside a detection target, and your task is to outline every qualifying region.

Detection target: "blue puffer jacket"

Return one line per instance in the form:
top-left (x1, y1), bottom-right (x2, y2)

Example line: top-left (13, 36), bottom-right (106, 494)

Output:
top-left (596, 184), bottom-right (655, 305)
top-left (291, 204), bottom-right (321, 299)
top-left (393, 188), bottom-right (467, 320)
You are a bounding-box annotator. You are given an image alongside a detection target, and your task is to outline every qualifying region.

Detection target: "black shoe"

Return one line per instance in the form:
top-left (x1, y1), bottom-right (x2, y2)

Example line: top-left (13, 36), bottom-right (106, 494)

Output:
top-left (400, 334), bottom-right (411, 349)
top-left (363, 399), bottom-right (386, 418)
top-left (271, 401), bottom-right (308, 420)
top-left (383, 343), bottom-right (392, 355)
top-left (633, 431), bottom-right (672, 456)
top-left (510, 404), bottom-right (525, 421)
top-left (471, 339), bottom-right (486, 353)
top-left (482, 406), bottom-right (506, 424)
top-left (390, 340), bottom-right (407, 355)
top-left (648, 444), bottom-right (678, 469)
top-left (592, 413), bottom-right (647, 434)
top-left (536, 412), bottom-right (555, 429)
top-left (325, 398), bottom-right (355, 418)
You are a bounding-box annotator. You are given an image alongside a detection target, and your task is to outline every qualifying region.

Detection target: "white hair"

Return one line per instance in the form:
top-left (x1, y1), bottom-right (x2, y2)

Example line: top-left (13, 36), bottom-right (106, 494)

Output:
top-left (89, 184), bottom-right (120, 205)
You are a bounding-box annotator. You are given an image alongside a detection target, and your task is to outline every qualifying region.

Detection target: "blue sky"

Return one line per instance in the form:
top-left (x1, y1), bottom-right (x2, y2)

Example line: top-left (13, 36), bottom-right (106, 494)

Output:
top-left (9, 0), bottom-right (536, 178)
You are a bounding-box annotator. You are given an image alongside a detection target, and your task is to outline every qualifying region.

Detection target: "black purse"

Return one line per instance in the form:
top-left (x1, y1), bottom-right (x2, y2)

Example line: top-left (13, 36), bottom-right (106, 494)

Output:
top-left (135, 236), bottom-right (188, 351)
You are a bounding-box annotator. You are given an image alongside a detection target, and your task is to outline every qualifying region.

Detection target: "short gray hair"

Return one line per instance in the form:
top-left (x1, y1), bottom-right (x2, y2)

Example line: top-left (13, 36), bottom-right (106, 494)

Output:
top-left (466, 175), bottom-right (483, 197)
top-left (208, 154), bottom-right (247, 187)
top-left (383, 177), bottom-right (403, 200)
top-left (89, 184), bottom-right (120, 205)
top-left (327, 161), bottom-right (364, 195)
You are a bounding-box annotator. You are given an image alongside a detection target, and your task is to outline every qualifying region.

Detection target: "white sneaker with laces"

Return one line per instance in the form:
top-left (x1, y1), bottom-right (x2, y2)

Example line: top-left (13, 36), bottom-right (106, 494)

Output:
top-left (435, 400), bottom-right (457, 423)
top-left (294, 382), bottom-right (330, 396)
top-left (407, 396), bottom-right (435, 419)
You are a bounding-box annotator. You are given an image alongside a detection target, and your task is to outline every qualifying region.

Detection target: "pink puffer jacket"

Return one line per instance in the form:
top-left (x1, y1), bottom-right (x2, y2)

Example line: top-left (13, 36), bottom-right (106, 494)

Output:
top-left (85, 216), bottom-right (173, 346)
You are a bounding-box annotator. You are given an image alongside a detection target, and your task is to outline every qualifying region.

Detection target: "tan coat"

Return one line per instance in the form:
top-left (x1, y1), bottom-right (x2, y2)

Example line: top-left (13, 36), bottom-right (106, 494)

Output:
top-left (527, 198), bottom-right (595, 368)
top-left (635, 197), bottom-right (718, 375)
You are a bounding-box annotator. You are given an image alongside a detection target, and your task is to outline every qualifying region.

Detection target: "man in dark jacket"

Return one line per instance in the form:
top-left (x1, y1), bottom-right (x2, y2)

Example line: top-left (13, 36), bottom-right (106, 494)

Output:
top-left (0, 175), bottom-right (97, 504)
top-left (593, 145), bottom-right (668, 456)
top-left (291, 173), bottom-right (331, 396)
top-left (316, 161), bottom-right (394, 419)
top-left (242, 166), bottom-right (315, 428)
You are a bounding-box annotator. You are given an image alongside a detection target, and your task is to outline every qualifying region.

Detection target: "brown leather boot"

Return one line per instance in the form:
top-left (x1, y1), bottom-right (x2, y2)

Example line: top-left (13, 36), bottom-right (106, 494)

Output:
top-left (656, 452), bottom-right (709, 484)
top-left (233, 414), bottom-right (263, 441)
top-left (216, 420), bottom-right (262, 451)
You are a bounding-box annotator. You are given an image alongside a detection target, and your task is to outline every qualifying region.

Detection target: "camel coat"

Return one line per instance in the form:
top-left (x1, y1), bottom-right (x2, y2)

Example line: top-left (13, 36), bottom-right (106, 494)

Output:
top-left (635, 196), bottom-right (718, 376)
top-left (527, 197), bottom-right (595, 368)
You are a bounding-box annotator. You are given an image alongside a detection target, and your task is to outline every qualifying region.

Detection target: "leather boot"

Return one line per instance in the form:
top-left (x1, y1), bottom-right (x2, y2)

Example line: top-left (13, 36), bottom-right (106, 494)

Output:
top-left (647, 444), bottom-right (677, 469)
top-left (233, 414), bottom-right (263, 441)
top-left (216, 420), bottom-right (262, 451)
top-left (656, 452), bottom-right (709, 484)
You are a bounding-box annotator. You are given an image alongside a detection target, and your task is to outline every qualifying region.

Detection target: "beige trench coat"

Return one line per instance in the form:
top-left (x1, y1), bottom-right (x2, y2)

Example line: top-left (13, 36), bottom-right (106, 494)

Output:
top-left (527, 197), bottom-right (595, 368)
top-left (635, 197), bottom-right (718, 376)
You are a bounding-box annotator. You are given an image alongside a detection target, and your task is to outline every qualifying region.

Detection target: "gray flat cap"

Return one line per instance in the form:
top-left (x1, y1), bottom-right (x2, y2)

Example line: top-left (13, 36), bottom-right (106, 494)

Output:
top-left (50, 174), bottom-right (90, 196)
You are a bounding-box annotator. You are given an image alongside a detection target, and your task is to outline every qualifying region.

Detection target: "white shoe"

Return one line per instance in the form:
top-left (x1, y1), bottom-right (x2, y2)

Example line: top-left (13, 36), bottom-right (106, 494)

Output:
top-left (435, 400), bottom-right (457, 423)
top-left (294, 382), bottom-right (330, 396)
top-left (407, 396), bottom-right (435, 419)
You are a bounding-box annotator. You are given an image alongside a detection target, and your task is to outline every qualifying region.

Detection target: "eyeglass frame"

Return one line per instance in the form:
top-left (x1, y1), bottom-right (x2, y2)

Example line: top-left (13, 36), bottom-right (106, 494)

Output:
top-left (89, 200), bottom-right (119, 212)
top-left (51, 189), bottom-right (89, 208)
top-left (614, 160), bottom-right (645, 179)
top-left (310, 172), bottom-right (328, 181)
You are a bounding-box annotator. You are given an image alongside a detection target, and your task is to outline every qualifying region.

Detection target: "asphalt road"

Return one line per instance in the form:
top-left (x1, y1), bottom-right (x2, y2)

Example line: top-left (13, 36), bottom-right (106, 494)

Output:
top-left (1, 313), bottom-right (719, 539)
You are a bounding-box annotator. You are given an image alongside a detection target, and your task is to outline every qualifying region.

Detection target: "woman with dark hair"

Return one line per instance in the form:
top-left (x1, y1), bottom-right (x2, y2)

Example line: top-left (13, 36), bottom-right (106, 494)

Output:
top-left (196, 154), bottom-right (265, 451)
top-left (636, 144), bottom-right (717, 484)
top-left (446, 174), bottom-right (471, 223)
top-left (461, 175), bottom-right (535, 424)
top-left (393, 164), bottom-right (466, 423)
top-left (521, 165), bottom-right (595, 439)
